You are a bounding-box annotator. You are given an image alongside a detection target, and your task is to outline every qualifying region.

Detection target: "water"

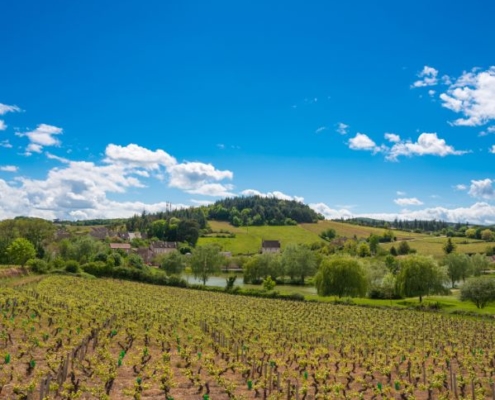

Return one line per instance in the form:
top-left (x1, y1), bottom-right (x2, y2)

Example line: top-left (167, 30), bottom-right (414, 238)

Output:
top-left (183, 274), bottom-right (317, 294)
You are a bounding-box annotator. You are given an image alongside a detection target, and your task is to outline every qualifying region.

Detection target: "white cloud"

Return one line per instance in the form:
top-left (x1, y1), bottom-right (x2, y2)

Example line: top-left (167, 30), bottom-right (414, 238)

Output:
top-left (386, 133), bottom-right (467, 161)
top-left (336, 122), bottom-right (349, 135)
top-left (0, 103), bottom-right (21, 115)
top-left (428, 89), bottom-right (436, 97)
top-left (394, 197), bottom-right (424, 206)
top-left (217, 143), bottom-right (225, 149)
top-left (348, 133), bottom-right (381, 152)
top-left (468, 179), bottom-right (494, 200)
top-left (454, 184), bottom-right (467, 191)
top-left (315, 126), bottom-right (327, 134)
top-left (190, 199), bottom-right (214, 206)
top-left (411, 66), bottom-right (439, 88)
top-left (240, 189), bottom-right (304, 203)
top-left (0, 120), bottom-right (6, 131)
top-left (168, 162), bottom-right (233, 196)
top-left (385, 133), bottom-right (401, 143)
top-left (0, 142), bottom-right (236, 219)
top-left (0, 140), bottom-right (12, 148)
top-left (396, 191), bottom-right (406, 196)
top-left (0, 165), bottom-right (18, 172)
top-left (440, 66), bottom-right (495, 126)
top-left (479, 126), bottom-right (495, 137)
top-left (312, 201), bottom-right (495, 225)
top-left (16, 124), bottom-right (63, 154)
top-left (105, 143), bottom-right (176, 169)
top-left (309, 202), bottom-right (353, 220)
top-left (490, 145), bottom-right (495, 154)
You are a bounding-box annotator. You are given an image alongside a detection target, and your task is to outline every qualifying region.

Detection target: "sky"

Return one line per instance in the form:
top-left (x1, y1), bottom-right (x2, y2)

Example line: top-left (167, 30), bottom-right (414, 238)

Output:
top-left (1, 0), bottom-right (495, 224)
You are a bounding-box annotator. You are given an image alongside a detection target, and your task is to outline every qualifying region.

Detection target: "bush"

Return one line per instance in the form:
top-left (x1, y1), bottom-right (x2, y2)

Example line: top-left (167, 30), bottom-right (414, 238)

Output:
top-left (65, 260), bottom-right (81, 273)
top-left (26, 258), bottom-right (50, 274)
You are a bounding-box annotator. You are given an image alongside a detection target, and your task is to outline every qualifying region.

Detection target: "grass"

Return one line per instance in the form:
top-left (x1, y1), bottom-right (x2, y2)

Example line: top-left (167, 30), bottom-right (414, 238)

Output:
top-left (198, 221), bottom-right (325, 254)
top-left (380, 236), bottom-right (489, 258)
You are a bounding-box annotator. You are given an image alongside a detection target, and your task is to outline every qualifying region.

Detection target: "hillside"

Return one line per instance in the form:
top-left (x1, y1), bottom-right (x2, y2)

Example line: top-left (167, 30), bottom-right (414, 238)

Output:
top-left (199, 220), bottom-right (492, 257)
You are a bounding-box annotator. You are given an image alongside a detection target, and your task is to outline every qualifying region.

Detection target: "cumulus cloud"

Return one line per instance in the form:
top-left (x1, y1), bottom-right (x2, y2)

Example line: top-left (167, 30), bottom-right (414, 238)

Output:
top-left (384, 133), bottom-right (401, 143)
top-left (454, 184), bottom-right (467, 191)
top-left (240, 189), bottom-right (304, 203)
top-left (411, 66), bottom-right (439, 88)
top-left (0, 103), bottom-right (21, 115)
top-left (336, 122), bottom-right (349, 135)
top-left (16, 124), bottom-right (63, 154)
top-left (490, 145), bottom-right (495, 154)
top-left (308, 202), bottom-right (353, 220)
top-left (0, 165), bottom-right (18, 172)
top-left (0, 120), bottom-right (6, 131)
top-left (311, 201), bottom-right (495, 225)
top-left (386, 133), bottom-right (467, 161)
top-left (440, 66), bottom-right (495, 126)
top-left (348, 133), bottom-right (381, 152)
top-left (0, 142), bottom-right (236, 219)
top-left (468, 179), bottom-right (494, 200)
top-left (0, 140), bottom-right (12, 148)
top-left (105, 143), bottom-right (176, 169)
top-left (394, 197), bottom-right (424, 206)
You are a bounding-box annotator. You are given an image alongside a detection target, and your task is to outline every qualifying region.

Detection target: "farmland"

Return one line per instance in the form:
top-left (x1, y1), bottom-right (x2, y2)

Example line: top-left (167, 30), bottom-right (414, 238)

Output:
top-left (2, 275), bottom-right (495, 399)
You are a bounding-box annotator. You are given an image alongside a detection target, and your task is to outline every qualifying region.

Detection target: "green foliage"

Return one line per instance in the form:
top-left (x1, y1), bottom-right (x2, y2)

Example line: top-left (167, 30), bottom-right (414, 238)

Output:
top-left (262, 276), bottom-right (276, 291)
top-left (397, 241), bottom-right (411, 255)
top-left (465, 228), bottom-right (477, 238)
top-left (469, 253), bottom-right (490, 276)
top-left (243, 253), bottom-right (282, 284)
top-left (225, 275), bottom-right (237, 291)
top-left (6, 238), bottom-right (36, 266)
top-left (160, 251), bottom-right (186, 275)
top-left (357, 242), bottom-right (371, 257)
top-left (443, 238), bottom-right (456, 254)
top-left (65, 260), bottom-right (81, 273)
top-left (460, 276), bottom-right (495, 309)
top-left (443, 253), bottom-right (470, 288)
top-left (189, 244), bottom-right (225, 285)
top-left (396, 255), bottom-right (447, 302)
top-left (314, 256), bottom-right (367, 298)
top-left (281, 244), bottom-right (316, 284)
top-left (480, 229), bottom-right (494, 241)
top-left (319, 228), bottom-right (336, 241)
top-left (26, 258), bottom-right (50, 274)
top-left (127, 253), bottom-right (145, 269)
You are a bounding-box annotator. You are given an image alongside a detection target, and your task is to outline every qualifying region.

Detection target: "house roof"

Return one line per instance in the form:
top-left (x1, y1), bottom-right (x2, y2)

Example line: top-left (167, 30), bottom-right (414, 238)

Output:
top-left (109, 243), bottom-right (131, 249)
top-left (262, 240), bottom-right (281, 248)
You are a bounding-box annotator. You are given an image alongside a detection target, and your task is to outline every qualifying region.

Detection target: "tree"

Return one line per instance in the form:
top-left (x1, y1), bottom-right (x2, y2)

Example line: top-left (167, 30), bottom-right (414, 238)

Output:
top-left (481, 229), bottom-right (494, 242)
top-left (368, 235), bottom-right (380, 255)
top-left (319, 228), bottom-right (336, 241)
top-left (357, 242), bottom-right (371, 257)
top-left (443, 253), bottom-right (470, 288)
top-left (397, 241), bottom-right (411, 255)
top-left (465, 228), bottom-right (477, 238)
top-left (6, 238), bottom-right (36, 267)
top-left (160, 251), bottom-right (186, 275)
top-left (460, 276), bottom-right (495, 309)
top-left (469, 253), bottom-right (490, 276)
top-left (189, 244), bottom-right (224, 285)
top-left (396, 255), bottom-right (447, 302)
top-left (314, 256), bottom-right (367, 298)
top-left (443, 238), bottom-right (456, 254)
top-left (281, 244), bottom-right (316, 284)
top-left (243, 253), bottom-right (282, 284)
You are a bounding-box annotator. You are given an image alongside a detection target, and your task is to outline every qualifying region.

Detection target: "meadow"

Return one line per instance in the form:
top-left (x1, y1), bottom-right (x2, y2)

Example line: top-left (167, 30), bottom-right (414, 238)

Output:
top-left (1, 275), bottom-right (495, 399)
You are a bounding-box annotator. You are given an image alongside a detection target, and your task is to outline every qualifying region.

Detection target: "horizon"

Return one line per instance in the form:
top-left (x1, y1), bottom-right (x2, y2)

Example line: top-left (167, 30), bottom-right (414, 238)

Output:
top-left (1, 1), bottom-right (495, 224)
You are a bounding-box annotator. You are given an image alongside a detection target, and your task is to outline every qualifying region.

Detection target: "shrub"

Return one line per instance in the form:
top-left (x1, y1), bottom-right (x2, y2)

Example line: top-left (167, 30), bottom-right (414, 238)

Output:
top-left (27, 258), bottom-right (50, 274)
top-left (460, 276), bottom-right (495, 309)
top-left (65, 260), bottom-right (81, 273)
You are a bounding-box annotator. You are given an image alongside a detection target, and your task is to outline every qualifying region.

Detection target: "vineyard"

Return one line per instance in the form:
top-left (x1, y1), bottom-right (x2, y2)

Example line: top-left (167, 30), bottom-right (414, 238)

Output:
top-left (1, 276), bottom-right (495, 399)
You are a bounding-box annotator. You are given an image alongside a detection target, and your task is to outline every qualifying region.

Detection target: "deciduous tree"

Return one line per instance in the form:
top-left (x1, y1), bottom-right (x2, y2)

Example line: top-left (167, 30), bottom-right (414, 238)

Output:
top-left (6, 238), bottom-right (36, 267)
top-left (460, 276), bottom-right (495, 309)
top-left (189, 244), bottom-right (224, 285)
top-left (314, 256), bottom-right (367, 298)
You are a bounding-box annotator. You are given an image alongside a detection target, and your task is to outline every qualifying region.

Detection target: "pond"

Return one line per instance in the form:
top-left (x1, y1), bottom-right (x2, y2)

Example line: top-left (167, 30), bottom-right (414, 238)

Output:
top-left (183, 274), bottom-right (317, 294)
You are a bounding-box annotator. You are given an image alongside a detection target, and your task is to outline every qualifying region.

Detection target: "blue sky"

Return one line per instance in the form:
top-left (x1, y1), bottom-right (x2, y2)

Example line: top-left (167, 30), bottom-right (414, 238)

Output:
top-left (1, 1), bottom-right (495, 224)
